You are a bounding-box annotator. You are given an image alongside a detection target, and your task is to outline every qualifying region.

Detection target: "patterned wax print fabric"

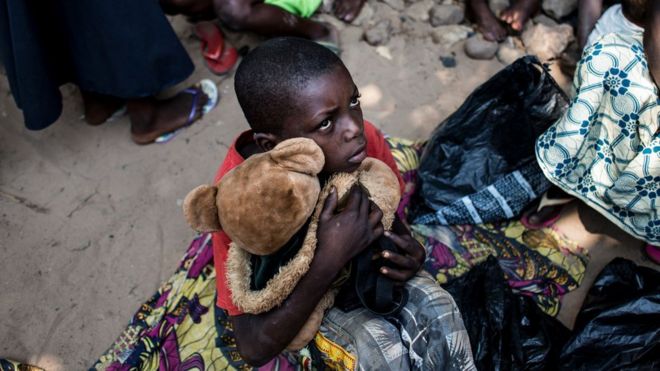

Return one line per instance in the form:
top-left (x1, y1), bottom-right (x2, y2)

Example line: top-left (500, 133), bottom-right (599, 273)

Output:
top-left (535, 34), bottom-right (660, 245)
top-left (387, 137), bottom-right (589, 317)
top-left (0, 360), bottom-right (43, 371)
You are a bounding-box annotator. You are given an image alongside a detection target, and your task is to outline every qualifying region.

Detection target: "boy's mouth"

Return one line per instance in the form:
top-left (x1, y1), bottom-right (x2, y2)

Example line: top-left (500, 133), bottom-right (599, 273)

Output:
top-left (347, 144), bottom-right (367, 164)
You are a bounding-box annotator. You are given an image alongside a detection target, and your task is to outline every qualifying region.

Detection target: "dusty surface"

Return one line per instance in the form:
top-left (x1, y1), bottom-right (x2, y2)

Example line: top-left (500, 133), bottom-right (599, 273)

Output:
top-left (0, 7), bottom-right (654, 371)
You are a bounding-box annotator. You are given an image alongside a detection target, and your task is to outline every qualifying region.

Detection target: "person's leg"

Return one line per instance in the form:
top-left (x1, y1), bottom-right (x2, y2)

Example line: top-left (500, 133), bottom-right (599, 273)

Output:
top-left (320, 307), bottom-right (411, 370)
top-left (467, 0), bottom-right (507, 41)
top-left (522, 186), bottom-right (574, 229)
top-left (395, 272), bottom-right (476, 370)
top-left (81, 91), bottom-right (126, 126)
top-left (127, 86), bottom-right (209, 144)
top-left (213, 0), bottom-right (337, 42)
top-left (499, 0), bottom-right (541, 32)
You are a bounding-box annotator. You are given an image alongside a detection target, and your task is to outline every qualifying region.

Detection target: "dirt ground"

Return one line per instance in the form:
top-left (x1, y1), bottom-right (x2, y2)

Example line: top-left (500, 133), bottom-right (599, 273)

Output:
top-left (0, 9), bottom-right (656, 371)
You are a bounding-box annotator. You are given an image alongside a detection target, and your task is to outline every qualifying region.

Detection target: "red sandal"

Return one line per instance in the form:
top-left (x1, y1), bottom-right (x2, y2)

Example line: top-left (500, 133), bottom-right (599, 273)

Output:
top-left (194, 21), bottom-right (238, 75)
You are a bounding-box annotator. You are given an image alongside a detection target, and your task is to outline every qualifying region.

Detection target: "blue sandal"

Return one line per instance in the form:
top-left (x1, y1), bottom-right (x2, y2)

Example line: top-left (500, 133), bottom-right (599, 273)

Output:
top-left (155, 79), bottom-right (219, 143)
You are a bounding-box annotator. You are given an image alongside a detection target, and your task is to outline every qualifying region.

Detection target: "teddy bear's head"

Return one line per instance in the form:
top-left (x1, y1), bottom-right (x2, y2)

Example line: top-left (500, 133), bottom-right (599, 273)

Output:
top-left (183, 138), bottom-right (324, 255)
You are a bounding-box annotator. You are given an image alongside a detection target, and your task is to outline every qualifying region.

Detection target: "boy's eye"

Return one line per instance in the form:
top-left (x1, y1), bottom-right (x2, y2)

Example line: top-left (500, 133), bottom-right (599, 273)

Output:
top-left (319, 119), bottom-right (333, 131)
top-left (350, 95), bottom-right (361, 107)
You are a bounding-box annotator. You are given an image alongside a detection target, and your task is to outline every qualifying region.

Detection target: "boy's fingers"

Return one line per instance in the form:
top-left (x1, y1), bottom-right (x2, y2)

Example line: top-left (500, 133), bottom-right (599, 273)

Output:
top-left (381, 251), bottom-right (418, 270)
top-left (345, 185), bottom-right (363, 211)
top-left (379, 267), bottom-right (408, 282)
top-left (358, 187), bottom-right (369, 217)
top-left (320, 187), bottom-right (338, 221)
top-left (368, 206), bottom-right (383, 228)
top-left (384, 231), bottom-right (407, 249)
top-left (372, 223), bottom-right (384, 241)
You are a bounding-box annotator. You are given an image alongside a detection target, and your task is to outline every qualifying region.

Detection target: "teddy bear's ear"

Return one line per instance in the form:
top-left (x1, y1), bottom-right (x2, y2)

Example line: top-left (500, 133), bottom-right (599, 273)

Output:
top-left (270, 138), bottom-right (325, 175)
top-left (183, 185), bottom-right (222, 232)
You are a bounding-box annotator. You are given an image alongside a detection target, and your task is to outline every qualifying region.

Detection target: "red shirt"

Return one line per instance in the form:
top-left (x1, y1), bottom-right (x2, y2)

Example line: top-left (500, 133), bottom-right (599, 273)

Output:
top-left (212, 121), bottom-right (404, 315)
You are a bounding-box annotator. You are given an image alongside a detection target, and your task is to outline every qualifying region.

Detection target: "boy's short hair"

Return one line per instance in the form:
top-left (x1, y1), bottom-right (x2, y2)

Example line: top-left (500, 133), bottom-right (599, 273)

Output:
top-left (622, 0), bottom-right (648, 24)
top-left (234, 37), bottom-right (344, 134)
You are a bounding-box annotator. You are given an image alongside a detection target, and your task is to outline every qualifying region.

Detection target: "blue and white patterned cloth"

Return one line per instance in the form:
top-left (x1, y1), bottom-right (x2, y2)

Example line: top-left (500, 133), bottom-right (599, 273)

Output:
top-left (536, 33), bottom-right (660, 244)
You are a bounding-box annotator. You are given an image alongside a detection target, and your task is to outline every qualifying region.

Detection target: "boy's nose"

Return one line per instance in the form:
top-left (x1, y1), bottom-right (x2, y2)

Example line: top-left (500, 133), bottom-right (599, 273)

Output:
top-left (342, 117), bottom-right (363, 141)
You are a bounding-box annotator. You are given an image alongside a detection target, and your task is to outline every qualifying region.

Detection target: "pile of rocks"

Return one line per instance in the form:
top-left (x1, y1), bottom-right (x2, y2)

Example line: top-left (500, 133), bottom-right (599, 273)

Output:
top-left (355, 0), bottom-right (578, 64)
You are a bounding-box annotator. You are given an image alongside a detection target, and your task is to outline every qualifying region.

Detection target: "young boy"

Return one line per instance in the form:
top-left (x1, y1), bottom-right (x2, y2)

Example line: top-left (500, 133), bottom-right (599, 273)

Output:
top-left (212, 38), bottom-right (475, 369)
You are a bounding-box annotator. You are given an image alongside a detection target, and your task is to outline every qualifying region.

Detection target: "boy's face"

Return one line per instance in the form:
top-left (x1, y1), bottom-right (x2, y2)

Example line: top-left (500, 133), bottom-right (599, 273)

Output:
top-left (277, 65), bottom-right (365, 174)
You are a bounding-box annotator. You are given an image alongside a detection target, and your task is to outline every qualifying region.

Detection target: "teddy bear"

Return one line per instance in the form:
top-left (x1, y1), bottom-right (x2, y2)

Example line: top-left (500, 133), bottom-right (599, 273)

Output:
top-left (182, 137), bottom-right (401, 350)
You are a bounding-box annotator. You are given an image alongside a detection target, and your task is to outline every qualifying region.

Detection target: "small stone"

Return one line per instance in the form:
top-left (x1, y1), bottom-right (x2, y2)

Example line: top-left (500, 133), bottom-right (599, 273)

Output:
top-left (429, 4), bottom-right (464, 27)
top-left (431, 24), bottom-right (472, 47)
top-left (533, 14), bottom-right (558, 27)
top-left (440, 54), bottom-right (457, 68)
top-left (542, 0), bottom-right (578, 20)
top-left (497, 37), bottom-right (526, 65)
top-left (522, 23), bottom-right (574, 61)
top-left (464, 34), bottom-right (499, 60)
top-left (381, 0), bottom-right (405, 11)
top-left (371, 2), bottom-right (403, 33)
top-left (405, 0), bottom-right (435, 22)
top-left (400, 17), bottom-right (433, 38)
top-left (364, 20), bottom-right (392, 46)
top-left (352, 2), bottom-right (375, 27)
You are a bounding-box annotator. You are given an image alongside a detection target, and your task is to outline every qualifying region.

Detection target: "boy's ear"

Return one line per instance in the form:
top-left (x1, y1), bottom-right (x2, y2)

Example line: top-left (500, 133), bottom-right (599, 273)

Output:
top-left (254, 132), bottom-right (279, 152)
top-left (183, 185), bottom-right (222, 232)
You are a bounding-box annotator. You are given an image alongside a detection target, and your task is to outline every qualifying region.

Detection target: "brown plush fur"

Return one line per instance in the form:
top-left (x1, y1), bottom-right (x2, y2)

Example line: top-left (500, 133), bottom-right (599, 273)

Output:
top-left (226, 158), bottom-right (401, 349)
top-left (183, 138), bottom-right (401, 350)
top-left (183, 185), bottom-right (221, 232)
top-left (184, 138), bottom-right (324, 255)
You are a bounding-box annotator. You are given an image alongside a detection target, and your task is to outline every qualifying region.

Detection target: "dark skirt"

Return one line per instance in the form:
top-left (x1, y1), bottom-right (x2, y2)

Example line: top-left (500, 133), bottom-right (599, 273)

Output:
top-left (0, 0), bottom-right (194, 130)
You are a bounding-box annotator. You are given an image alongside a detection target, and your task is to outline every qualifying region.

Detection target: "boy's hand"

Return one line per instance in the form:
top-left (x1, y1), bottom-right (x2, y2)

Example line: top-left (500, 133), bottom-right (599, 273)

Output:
top-left (316, 185), bottom-right (384, 271)
top-left (379, 230), bottom-right (425, 283)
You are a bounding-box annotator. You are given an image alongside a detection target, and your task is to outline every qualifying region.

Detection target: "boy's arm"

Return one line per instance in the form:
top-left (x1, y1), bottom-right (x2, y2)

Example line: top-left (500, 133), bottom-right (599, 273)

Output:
top-left (230, 186), bottom-right (384, 366)
top-left (578, 0), bottom-right (603, 49)
top-left (644, 0), bottom-right (660, 88)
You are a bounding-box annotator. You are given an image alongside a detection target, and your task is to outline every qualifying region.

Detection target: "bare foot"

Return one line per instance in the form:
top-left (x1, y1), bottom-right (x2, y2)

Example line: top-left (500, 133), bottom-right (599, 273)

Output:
top-left (128, 87), bottom-right (209, 145)
top-left (81, 91), bottom-right (126, 126)
top-left (333, 0), bottom-right (365, 23)
top-left (499, 0), bottom-right (540, 32)
top-left (523, 187), bottom-right (573, 227)
top-left (467, 0), bottom-right (507, 42)
top-left (524, 205), bottom-right (563, 227)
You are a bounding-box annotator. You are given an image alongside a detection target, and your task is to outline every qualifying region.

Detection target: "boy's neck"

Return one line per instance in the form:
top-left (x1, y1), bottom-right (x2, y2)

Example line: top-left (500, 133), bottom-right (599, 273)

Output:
top-left (235, 130), bottom-right (264, 159)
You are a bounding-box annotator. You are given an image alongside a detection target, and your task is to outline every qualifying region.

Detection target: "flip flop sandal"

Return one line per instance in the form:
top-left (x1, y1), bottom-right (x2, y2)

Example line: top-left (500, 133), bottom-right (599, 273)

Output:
top-left (194, 21), bottom-right (239, 75)
top-left (206, 43), bottom-right (238, 75)
top-left (154, 79), bottom-right (219, 144)
top-left (520, 191), bottom-right (573, 229)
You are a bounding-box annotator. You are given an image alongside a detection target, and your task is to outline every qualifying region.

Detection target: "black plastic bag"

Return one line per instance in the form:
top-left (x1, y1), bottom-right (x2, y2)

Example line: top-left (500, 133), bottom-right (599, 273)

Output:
top-left (412, 57), bottom-right (568, 225)
top-left (560, 258), bottom-right (660, 370)
top-left (443, 256), bottom-right (571, 371)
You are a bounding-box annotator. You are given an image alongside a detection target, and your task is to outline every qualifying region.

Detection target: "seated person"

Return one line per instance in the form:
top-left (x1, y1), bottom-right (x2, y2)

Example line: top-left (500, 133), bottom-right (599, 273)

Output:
top-left (211, 38), bottom-right (476, 369)
top-left (579, 0), bottom-right (659, 83)
top-left (467, 0), bottom-right (541, 42)
top-left (534, 1), bottom-right (660, 263)
top-left (159, 0), bottom-right (365, 49)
